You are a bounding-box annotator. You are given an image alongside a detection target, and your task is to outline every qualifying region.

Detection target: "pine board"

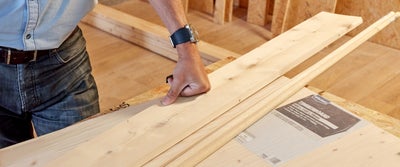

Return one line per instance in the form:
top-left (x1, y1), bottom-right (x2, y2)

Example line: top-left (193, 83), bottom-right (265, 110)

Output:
top-left (0, 58), bottom-right (234, 167)
top-left (45, 12), bottom-right (362, 167)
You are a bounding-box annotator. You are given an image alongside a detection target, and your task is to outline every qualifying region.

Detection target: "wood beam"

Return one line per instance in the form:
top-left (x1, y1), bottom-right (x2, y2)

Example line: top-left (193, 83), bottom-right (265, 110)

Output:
top-left (271, 0), bottom-right (291, 36)
top-left (214, 0), bottom-right (234, 24)
top-left (81, 4), bottom-right (240, 65)
top-left (247, 0), bottom-right (274, 26)
top-left (45, 12), bottom-right (362, 167)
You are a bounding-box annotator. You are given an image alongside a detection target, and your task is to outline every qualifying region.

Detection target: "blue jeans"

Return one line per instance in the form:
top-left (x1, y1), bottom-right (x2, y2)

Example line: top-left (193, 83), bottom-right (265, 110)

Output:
top-left (0, 27), bottom-right (100, 148)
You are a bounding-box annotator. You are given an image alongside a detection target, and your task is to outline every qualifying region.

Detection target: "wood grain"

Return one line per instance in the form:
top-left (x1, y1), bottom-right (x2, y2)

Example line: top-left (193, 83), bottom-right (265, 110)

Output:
top-left (45, 12), bottom-right (362, 167)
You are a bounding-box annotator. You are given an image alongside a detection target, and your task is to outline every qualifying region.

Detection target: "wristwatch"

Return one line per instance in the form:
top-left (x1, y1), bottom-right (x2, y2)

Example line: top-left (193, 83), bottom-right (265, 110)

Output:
top-left (169, 24), bottom-right (199, 48)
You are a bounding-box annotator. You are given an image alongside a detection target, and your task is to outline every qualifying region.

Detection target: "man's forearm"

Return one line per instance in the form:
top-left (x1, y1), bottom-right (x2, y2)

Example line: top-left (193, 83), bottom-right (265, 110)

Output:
top-left (148, 0), bottom-right (188, 34)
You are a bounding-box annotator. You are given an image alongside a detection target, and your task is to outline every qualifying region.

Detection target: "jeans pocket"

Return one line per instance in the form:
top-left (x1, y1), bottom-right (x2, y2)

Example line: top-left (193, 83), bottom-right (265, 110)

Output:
top-left (53, 28), bottom-right (86, 64)
top-left (53, 45), bottom-right (85, 64)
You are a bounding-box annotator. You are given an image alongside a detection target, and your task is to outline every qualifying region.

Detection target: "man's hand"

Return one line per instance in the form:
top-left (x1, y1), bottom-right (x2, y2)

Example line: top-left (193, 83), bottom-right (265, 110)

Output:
top-left (148, 0), bottom-right (211, 105)
top-left (162, 43), bottom-right (210, 105)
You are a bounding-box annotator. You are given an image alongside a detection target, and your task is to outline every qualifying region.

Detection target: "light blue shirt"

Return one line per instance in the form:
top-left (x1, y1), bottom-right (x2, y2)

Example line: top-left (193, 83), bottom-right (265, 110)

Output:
top-left (0, 0), bottom-right (97, 50)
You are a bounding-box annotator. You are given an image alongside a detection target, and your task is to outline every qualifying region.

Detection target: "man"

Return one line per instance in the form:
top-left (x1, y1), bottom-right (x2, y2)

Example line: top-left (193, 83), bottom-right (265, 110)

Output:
top-left (0, 0), bottom-right (210, 148)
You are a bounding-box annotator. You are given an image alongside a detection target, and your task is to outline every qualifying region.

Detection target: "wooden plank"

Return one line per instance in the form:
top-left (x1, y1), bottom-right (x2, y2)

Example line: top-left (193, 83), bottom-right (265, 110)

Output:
top-left (336, 0), bottom-right (400, 50)
top-left (81, 4), bottom-right (240, 65)
top-left (197, 87), bottom-right (317, 167)
top-left (225, 0), bottom-right (234, 22)
top-left (214, 0), bottom-right (234, 24)
top-left (148, 77), bottom-right (290, 166)
top-left (0, 58), bottom-right (234, 167)
top-left (214, 0), bottom-right (227, 24)
top-left (189, 0), bottom-right (214, 14)
top-left (44, 12), bottom-right (362, 167)
top-left (3, 78), bottom-right (400, 167)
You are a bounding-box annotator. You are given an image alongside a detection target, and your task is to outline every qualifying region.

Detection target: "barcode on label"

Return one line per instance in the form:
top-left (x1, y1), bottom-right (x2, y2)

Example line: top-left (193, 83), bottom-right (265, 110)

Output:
top-left (261, 154), bottom-right (281, 165)
top-left (269, 157), bottom-right (281, 164)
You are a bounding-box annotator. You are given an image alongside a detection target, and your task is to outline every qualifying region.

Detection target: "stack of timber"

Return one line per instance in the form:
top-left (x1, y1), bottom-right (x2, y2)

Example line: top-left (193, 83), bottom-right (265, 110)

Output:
top-left (4, 10), bottom-right (400, 166)
top-left (47, 11), bottom-right (363, 167)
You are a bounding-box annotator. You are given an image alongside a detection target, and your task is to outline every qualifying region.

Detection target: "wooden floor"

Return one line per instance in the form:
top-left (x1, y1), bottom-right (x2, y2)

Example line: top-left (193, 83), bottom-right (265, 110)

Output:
top-left (83, 0), bottom-right (400, 121)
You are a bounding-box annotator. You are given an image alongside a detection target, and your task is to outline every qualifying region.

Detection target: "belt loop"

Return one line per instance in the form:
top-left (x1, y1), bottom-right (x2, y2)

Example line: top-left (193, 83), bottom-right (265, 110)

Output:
top-left (6, 49), bottom-right (11, 64)
top-left (31, 50), bottom-right (38, 62)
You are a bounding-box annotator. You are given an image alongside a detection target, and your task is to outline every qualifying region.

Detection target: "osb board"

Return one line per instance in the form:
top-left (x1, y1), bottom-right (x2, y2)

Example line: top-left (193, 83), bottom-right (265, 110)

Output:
top-left (335, 0), bottom-right (400, 50)
top-left (282, 0), bottom-right (337, 32)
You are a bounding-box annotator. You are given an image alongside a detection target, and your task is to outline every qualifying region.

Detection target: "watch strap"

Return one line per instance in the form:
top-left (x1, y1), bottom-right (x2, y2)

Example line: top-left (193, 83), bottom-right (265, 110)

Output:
top-left (170, 25), bottom-right (194, 48)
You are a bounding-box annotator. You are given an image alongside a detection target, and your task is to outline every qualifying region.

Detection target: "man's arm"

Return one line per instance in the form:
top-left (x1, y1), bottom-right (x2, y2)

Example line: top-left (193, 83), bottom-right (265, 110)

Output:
top-left (148, 0), bottom-right (211, 105)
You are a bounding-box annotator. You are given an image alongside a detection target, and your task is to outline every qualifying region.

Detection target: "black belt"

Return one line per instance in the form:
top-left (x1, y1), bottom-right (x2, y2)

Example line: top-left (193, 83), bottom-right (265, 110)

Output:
top-left (0, 48), bottom-right (51, 64)
top-left (0, 27), bottom-right (79, 65)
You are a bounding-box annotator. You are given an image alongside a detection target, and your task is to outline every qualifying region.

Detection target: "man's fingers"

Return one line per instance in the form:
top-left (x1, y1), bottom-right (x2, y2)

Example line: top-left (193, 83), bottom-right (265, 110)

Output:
top-left (162, 77), bottom-right (184, 105)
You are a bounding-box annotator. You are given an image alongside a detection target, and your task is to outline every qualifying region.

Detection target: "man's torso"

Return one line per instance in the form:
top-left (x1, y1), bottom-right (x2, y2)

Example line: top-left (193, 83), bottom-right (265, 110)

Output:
top-left (0, 0), bottom-right (97, 50)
